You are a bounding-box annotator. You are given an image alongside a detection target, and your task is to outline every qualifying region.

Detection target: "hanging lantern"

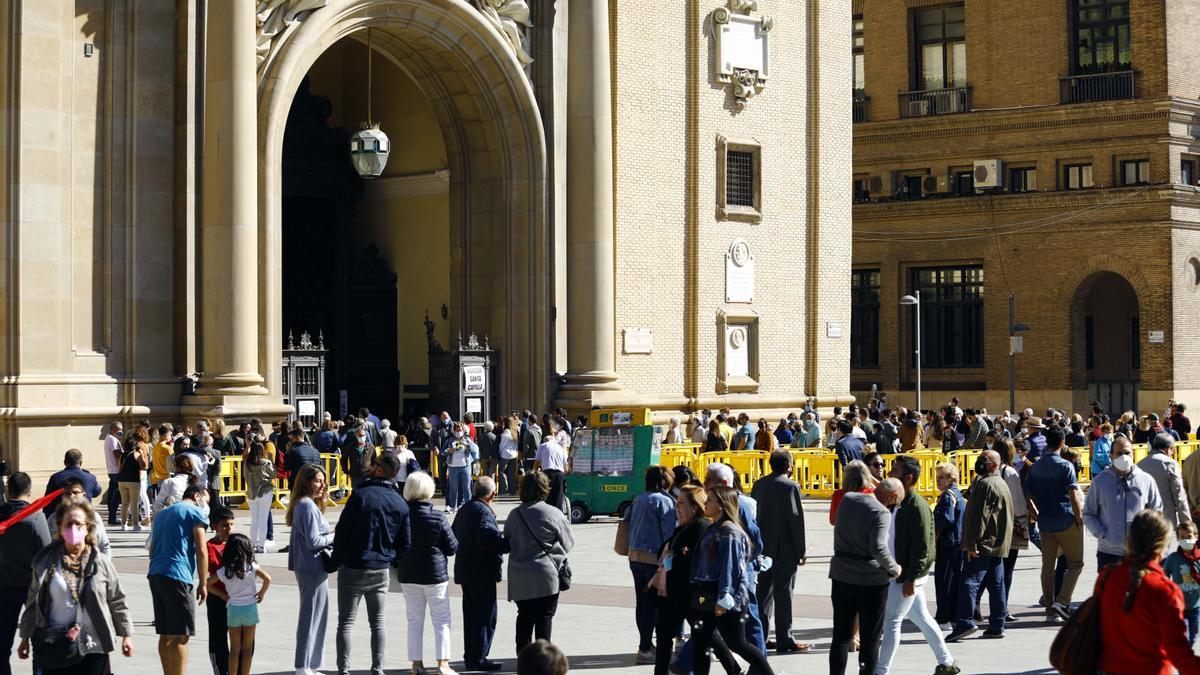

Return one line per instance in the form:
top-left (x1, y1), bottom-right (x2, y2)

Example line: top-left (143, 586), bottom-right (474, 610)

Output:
top-left (350, 27), bottom-right (388, 179)
top-left (350, 123), bottom-right (390, 179)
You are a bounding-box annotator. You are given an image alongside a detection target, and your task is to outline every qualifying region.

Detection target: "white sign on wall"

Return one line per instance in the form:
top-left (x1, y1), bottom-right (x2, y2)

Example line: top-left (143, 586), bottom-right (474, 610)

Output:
top-left (725, 240), bottom-right (755, 303)
top-left (466, 398), bottom-right (482, 414)
top-left (826, 322), bottom-right (843, 338)
top-left (1148, 330), bottom-right (1166, 344)
top-left (725, 324), bottom-right (750, 378)
top-left (623, 328), bottom-right (654, 354)
top-left (463, 365), bottom-right (486, 392)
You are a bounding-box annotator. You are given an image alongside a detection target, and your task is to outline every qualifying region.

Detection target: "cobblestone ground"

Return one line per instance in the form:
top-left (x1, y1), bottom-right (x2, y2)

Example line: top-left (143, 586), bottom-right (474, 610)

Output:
top-left (12, 497), bottom-right (1090, 674)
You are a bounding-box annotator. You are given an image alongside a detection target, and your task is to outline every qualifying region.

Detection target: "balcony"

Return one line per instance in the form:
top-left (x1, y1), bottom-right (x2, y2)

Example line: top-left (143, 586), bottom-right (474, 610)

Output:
top-left (1059, 70), bottom-right (1137, 104)
top-left (853, 95), bottom-right (870, 123)
top-left (898, 86), bottom-right (971, 118)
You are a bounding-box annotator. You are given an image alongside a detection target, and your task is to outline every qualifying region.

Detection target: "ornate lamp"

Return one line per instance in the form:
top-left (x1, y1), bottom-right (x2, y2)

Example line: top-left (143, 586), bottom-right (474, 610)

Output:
top-left (349, 28), bottom-right (389, 179)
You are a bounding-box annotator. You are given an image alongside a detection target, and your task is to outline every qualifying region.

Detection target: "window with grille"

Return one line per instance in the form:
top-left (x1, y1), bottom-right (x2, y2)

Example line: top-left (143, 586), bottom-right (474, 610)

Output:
top-left (851, 269), bottom-right (880, 368)
top-left (726, 151), bottom-right (755, 207)
top-left (909, 266), bottom-right (984, 368)
top-left (717, 136), bottom-right (761, 222)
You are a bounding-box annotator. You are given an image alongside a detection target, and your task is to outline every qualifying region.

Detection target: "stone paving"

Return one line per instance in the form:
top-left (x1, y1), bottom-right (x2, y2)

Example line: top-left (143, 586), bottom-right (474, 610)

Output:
top-left (12, 496), bottom-right (1094, 674)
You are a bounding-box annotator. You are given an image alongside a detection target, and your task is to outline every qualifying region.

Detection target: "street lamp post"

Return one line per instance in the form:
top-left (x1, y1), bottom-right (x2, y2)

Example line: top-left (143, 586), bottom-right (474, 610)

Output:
top-left (1008, 293), bottom-right (1031, 414)
top-left (900, 291), bottom-right (921, 413)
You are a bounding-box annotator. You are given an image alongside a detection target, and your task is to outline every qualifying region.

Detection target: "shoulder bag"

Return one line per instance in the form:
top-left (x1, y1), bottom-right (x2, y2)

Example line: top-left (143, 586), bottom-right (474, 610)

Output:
top-left (32, 563), bottom-right (95, 670)
top-left (1049, 566), bottom-right (1111, 675)
top-left (516, 507), bottom-right (572, 591)
top-left (614, 519), bottom-right (630, 556)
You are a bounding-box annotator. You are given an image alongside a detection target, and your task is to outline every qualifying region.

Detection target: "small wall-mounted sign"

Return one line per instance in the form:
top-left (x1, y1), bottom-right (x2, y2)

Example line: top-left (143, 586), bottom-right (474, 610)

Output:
top-left (1148, 330), bottom-right (1166, 344)
top-left (623, 327), bottom-right (653, 354)
top-left (826, 321), bottom-right (843, 338)
top-left (1010, 336), bottom-right (1024, 354)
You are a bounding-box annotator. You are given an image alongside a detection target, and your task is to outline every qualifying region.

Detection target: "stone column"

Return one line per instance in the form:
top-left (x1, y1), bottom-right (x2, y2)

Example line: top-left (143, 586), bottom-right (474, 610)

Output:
top-left (196, 0), bottom-right (264, 397)
top-left (561, 0), bottom-right (620, 393)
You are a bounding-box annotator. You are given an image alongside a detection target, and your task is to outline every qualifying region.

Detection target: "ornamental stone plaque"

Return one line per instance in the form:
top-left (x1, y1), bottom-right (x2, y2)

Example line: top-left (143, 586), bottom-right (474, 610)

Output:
top-left (712, 0), bottom-right (773, 110)
top-left (725, 239), bottom-right (755, 303)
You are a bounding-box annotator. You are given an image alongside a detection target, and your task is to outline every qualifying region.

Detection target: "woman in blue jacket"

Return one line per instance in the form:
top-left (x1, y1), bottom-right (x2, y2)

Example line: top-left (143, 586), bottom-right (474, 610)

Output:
top-left (399, 472), bottom-right (460, 675)
top-left (626, 466), bottom-right (676, 662)
top-left (689, 485), bottom-right (775, 675)
top-left (933, 462), bottom-right (966, 625)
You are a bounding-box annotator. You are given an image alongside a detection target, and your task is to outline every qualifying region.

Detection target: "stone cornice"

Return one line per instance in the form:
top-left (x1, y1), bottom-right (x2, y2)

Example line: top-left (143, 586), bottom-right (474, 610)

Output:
top-left (852, 184), bottom-right (1189, 222)
top-left (855, 106), bottom-right (1169, 145)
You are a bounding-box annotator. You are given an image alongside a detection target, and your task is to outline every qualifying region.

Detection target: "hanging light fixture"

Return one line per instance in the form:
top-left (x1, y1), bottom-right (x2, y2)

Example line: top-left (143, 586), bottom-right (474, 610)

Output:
top-left (349, 27), bottom-right (390, 179)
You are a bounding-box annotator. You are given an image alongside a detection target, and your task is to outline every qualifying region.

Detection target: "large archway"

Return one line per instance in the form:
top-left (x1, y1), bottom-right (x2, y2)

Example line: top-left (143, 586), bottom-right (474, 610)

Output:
top-left (257, 1), bottom-right (551, 416)
top-left (1071, 271), bottom-right (1141, 415)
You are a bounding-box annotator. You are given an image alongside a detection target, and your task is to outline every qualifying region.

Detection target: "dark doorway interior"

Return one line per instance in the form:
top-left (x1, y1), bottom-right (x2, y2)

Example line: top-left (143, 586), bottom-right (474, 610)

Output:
top-left (281, 77), bottom-right (399, 420)
top-left (1080, 271), bottom-right (1140, 415)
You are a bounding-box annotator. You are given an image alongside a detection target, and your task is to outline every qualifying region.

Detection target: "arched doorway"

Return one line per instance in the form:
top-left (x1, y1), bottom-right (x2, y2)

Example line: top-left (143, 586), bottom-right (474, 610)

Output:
top-left (257, 1), bottom-right (551, 419)
top-left (1072, 271), bottom-right (1140, 414)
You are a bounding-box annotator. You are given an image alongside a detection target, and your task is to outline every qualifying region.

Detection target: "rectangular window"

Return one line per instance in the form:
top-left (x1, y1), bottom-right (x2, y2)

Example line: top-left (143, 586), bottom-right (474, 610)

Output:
top-left (1010, 167), bottom-right (1037, 193)
top-left (851, 269), bottom-right (880, 369)
top-left (853, 176), bottom-right (870, 202)
top-left (910, 265), bottom-right (984, 368)
top-left (1120, 159), bottom-right (1149, 186)
top-left (1184, 159), bottom-right (1197, 186)
top-left (853, 16), bottom-right (865, 92)
top-left (1065, 163), bottom-right (1093, 189)
top-left (900, 174), bottom-right (924, 200)
top-left (1072, 0), bottom-right (1131, 74)
top-left (954, 170), bottom-right (975, 196)
top-left (726, 151), bottom-right (755, 206)
top-left (915, 6), bottom-right (966, 90)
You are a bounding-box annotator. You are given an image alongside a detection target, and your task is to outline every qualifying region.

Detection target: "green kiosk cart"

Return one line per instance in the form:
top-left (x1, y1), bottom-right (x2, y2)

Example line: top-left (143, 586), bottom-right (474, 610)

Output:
top-left (566, 408), bottom-right (663, 523)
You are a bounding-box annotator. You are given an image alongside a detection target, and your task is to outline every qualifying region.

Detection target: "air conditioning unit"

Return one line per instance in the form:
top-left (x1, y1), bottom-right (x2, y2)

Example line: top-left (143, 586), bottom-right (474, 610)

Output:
top-left (921, 174), bottom-right (951, 196)
top-left (974, 159), bottom-right (1004, 189)
top-left (868, 172), bottom-right (895, 199)
top-left (907, 99), bottom-right (930, 117)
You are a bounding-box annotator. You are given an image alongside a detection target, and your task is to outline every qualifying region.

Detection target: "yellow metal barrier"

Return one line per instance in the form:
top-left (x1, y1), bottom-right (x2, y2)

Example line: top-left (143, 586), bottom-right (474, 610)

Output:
top-left (1177, 441), bottom-right (1200, 464)
top-left (660, 444), bottom-right (701, 474)
top-left (697, 450), bottom-right (769, 493)
top-left (947, 450), bottom-right (981, 491)
top-left (794, 454), bottom-right (841, 498)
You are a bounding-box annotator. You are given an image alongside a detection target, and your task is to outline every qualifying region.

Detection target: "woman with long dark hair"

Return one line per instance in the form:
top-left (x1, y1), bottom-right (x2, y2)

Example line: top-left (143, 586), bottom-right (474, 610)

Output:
top-left (1095, 509), bottom-right (1200, 674)
top-left (688, 485), bottom-right (775, 675)
top-left (243, 442), bottom-right (276, 553)
top-left (208, 533), bottom-right (271, 675)
top-left (704, 420), bottom-right (728, 452)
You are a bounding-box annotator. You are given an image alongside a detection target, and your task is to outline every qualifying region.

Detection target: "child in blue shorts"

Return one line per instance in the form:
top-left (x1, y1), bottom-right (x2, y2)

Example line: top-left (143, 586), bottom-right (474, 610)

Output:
top-left (208, 533), bottom-right (272, 675)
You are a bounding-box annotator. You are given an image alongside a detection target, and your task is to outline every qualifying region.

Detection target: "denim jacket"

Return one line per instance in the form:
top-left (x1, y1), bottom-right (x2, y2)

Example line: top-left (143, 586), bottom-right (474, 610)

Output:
top-left (690, 518), bottom-right (752, 611)
top-left (627, 491), bottom-right (676, 556)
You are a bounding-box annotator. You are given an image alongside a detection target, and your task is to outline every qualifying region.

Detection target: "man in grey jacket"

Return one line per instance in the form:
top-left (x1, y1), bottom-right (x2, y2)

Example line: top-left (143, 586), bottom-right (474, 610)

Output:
top-left (963, 409), bottom-right (990, 450)
top-left (829, 478), bottom-right (902, 675)
top-left (1083, 435), bottom-right (1162, 569)
top-left (1138, 432), bottom-right (1192, 530)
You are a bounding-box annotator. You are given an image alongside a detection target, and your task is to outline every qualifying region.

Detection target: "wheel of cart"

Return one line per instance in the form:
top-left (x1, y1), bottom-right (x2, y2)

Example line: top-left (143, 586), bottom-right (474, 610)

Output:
top-left (570, 500), bottom-right (592, 524)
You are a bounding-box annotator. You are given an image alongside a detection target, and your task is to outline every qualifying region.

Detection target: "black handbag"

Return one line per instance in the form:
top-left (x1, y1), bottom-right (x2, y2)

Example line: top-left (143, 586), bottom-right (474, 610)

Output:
top-left (515, 508), bottom-right (572, 591)
top-left (317, 546), bottom-right (339, 574)
top-left (689, 587), bottom-right (717, 614)
top-left (31, 623), bottom-right (90, 670)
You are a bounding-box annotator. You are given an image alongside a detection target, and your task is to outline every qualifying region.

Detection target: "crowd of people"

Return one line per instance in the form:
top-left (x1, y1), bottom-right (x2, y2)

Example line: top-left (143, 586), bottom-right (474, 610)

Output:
top-left (6, 398), bottom-right (1200, 674)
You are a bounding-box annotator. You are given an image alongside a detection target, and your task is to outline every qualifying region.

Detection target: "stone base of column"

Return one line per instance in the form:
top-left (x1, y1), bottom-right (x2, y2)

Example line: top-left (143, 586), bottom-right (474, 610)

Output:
top-left (555, 371), bottom-right (623, 413)
top-left (180, 392), bottom-right (292, 421)
top-left (558, 370), bottom-right (622, 391)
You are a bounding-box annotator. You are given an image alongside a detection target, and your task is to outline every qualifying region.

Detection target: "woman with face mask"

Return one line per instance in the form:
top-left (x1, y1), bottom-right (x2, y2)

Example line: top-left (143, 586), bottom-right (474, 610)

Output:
top-left (1091, 423), bottom-right (1115, 477)
top-left (17, 501), bottom-right (133, 674)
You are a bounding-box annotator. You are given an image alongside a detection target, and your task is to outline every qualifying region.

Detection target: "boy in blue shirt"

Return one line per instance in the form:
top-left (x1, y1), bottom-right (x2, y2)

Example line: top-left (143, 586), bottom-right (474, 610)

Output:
top-left (1163, 522), bottom-right (1200, 646)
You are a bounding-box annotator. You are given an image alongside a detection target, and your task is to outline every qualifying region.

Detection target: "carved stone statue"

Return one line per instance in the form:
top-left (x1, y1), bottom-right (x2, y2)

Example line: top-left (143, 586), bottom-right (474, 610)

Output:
top-left (257, 0), bottom-right (328, 71)
top-left (472, 0), bottom-right (534, 67)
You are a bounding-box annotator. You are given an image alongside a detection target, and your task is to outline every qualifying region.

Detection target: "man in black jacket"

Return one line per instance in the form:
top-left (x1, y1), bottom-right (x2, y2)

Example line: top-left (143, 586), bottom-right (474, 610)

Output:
top-left (332, 453), bottom-right (411, 675)
top-left (0, 472), bottom-right (51, 673)
top-left (284, 428), bottom-right (321, 489)
top-left (451, 476), bottom-right (510, 671)
top-left (750, 450), bottom-right (810, 653)
top-left (43, 448), bottom-right (102, 514)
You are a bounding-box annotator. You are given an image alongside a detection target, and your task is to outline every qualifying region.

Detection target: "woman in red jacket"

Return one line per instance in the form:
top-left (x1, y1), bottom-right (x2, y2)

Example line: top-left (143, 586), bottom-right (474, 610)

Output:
top-left (1096, 509), bottom-right (1200, 675)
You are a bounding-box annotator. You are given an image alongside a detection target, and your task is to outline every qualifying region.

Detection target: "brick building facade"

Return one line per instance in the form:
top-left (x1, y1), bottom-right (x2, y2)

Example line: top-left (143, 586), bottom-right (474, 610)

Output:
top-left (851, 0), bottom-right (1200, 415)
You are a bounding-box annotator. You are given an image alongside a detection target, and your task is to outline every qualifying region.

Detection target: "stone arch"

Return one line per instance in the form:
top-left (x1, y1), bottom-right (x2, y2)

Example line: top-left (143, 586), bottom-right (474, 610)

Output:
top-left (1065, 254), bottom-right (1150, 409)
top-left (257, 0), bottom-right (551, 410)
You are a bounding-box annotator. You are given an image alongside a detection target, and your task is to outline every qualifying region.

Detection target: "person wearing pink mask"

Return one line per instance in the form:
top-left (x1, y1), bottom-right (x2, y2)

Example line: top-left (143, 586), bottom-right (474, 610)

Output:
top-left (17, 500), bottom-right (134, 674)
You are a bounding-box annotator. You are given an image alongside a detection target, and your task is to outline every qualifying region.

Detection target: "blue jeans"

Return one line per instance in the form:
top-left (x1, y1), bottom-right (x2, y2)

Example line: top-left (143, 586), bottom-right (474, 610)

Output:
top-left (462, 582), bottom-right (498, 665)
top-left (955, 555), bottom-right (1006, 633)
top-left (0, 587), bottom-right (26, 675)
top-left (1097, 551), bottom-right (1123, 570)
top-left (1187, 607), bottom-right (1200, 647)
top-left (447, 466), bottom-right (471, 510)
top-left (630, 562), bottom-right (659, 651)
top-left (934, 545), bottom-right (963, 624)
top-left (675, 590), bottom-right (766, 675)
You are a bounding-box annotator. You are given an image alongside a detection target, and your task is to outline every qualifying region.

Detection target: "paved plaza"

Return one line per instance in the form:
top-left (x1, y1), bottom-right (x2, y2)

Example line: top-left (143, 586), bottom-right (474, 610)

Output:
top-left (14, 496), bottom-right (1080, 675)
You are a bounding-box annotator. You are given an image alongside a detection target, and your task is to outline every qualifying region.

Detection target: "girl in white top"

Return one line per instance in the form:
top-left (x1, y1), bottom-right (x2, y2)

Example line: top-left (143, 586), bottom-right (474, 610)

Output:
top-left (209, 534), bottom-right (271, 675)
top-left (391, 435), bottom-right (418, 484)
